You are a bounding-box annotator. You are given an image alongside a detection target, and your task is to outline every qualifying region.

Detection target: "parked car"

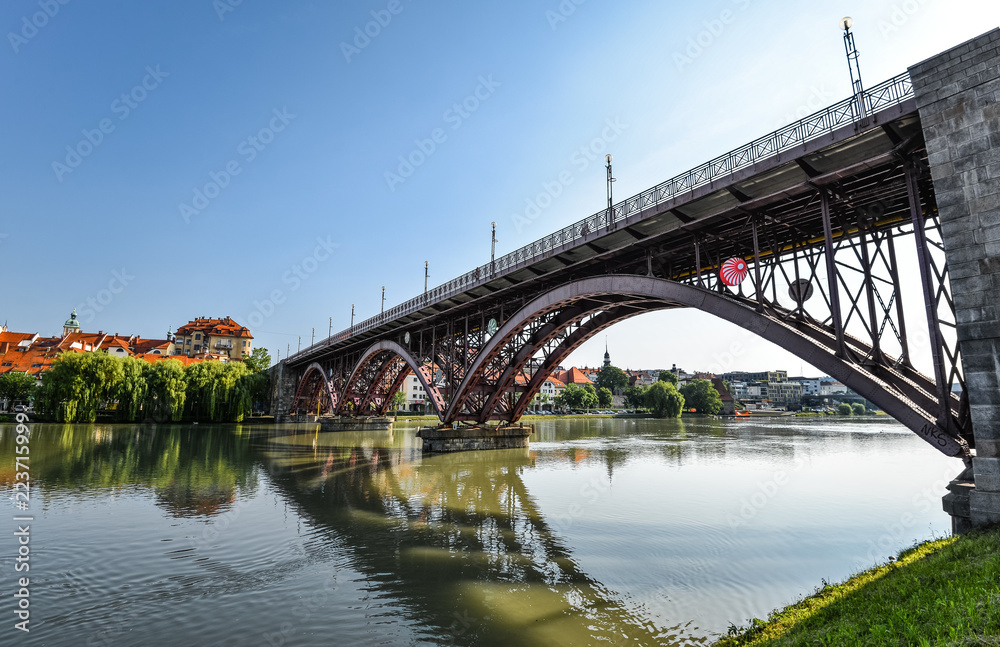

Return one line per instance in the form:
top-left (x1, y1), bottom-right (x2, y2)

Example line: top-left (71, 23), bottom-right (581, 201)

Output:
top-left (13, 405), bottom-right (25, 413)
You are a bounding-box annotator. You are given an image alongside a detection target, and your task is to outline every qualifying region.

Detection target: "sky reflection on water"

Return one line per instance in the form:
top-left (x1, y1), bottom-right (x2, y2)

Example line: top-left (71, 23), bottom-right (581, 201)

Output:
top-left (0, 416), bottom-right (958, 646)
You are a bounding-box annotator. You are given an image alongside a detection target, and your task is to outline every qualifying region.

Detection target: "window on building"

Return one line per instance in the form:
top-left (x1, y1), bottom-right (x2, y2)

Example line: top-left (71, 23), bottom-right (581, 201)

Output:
top-left (194, 345), bottom-right (201, 351)
top-left (186, 339), bottom-right (191, 345)
top-left (195, 334), bottom-right (201, 340)
top-left (31, 364), bottom-right (42, 368)
top-left (1, 362), bottom-right (12, 367)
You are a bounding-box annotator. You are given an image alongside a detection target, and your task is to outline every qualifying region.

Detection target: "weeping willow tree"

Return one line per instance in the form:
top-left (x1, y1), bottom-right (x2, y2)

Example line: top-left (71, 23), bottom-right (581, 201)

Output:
top-left (183, 361), bottom-right (257, 422)
top-left (35, 351), bottom-right (265, 423)
top-left (37, 352), bottom-right (125, 422)
top-left (115, 356), bottom-right (150, 422)
top-left (145, 360), bottom-right (187, 422)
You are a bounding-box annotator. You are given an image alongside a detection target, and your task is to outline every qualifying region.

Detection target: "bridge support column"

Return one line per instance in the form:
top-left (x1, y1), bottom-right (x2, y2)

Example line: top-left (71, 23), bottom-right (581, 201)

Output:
top-left (911, 28), bottom-right (1000, 529)
top-left (268, 360), bottom-right (296, 419)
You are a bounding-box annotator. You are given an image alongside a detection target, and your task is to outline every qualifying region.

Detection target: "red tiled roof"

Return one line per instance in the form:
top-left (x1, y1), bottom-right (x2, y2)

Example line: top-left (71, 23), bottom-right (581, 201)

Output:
top-left (132, 338), bottom-right (172, 355)
top-left (175, 316), bottom-right (253, 339)
top-left (558, 367), bottom-right (592, 385)
top-left (0, 346), bottom-right (63, 378)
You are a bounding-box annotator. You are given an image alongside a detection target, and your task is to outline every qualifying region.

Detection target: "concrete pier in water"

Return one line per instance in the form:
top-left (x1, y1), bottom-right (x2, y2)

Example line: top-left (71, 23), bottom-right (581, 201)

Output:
top-left (417, 424), bottom-right (532, 452)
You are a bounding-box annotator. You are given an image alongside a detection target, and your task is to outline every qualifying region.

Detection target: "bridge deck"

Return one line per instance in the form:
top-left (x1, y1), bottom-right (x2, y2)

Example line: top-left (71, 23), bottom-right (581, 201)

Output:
top-left (288, 73), bottom-right (917, 367)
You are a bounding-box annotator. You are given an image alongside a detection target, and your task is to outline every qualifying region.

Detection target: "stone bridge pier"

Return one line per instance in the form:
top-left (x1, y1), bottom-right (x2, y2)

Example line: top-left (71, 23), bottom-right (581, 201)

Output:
top-left (911, 29), bottom-right (1000, 530)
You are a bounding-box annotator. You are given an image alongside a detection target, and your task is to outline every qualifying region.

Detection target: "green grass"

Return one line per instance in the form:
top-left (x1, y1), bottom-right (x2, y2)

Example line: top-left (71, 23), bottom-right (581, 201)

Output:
top-left (715, 527), bottom-right (1000, 647)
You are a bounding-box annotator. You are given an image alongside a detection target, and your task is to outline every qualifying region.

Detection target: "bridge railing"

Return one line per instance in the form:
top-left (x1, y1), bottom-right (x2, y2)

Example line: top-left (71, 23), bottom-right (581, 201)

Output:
top-left (294, 72), bottom-right (914, 359)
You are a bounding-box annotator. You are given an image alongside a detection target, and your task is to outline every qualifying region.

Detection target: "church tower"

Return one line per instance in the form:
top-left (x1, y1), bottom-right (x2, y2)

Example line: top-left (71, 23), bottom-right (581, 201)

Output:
top-left (603, 338), bottom-right (611, 367)
top-left (63, 309), bottom-right (81, 337)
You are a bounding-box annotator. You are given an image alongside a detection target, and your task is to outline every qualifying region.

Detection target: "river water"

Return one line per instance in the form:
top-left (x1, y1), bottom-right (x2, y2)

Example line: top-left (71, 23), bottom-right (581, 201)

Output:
top-left (1, 416), bottom-right (959, 646)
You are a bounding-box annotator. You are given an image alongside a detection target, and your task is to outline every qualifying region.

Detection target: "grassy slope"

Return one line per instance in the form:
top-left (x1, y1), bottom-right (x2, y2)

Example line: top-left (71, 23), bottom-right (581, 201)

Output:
top-left (716, 528), bottom-right (1000, 647)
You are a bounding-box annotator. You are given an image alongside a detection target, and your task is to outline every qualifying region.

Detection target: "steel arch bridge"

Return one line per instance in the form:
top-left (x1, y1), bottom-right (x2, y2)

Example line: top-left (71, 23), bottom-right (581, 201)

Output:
top-left (278, 71), bottom-right (972, 460)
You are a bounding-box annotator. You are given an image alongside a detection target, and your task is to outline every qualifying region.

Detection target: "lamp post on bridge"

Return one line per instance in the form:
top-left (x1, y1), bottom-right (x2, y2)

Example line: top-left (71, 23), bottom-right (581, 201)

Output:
top-left (351, 304), bottom-right (355, 328)
top-left (424, 261), bottom-right (429, 294)
top-left (297, 336), bottom-right (301, 353)
top-left (490, 221), bottom-right (497, 275)
top-left (605, 153), bottom-right (616, 231)
top-left (381, 286), bottom-right (385, 314)
top-left (841, 17), bottom-right (867, 121)
top-left (311, 327), bottom-right (314, 346)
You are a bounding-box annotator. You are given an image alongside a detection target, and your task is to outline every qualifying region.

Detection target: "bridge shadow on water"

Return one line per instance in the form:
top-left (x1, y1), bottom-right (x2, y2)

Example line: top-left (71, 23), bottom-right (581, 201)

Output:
top-left (254, 424), bottom-right (712, 646)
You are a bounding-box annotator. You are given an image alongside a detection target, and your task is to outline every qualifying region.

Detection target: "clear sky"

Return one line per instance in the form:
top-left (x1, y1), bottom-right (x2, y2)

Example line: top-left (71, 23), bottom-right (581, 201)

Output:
top-left (2, 0), bottom-right (998, 375)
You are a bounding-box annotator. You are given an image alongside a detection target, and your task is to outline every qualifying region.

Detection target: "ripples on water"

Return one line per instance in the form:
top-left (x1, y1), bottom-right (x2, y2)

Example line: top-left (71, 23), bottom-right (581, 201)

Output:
top-left (0, 417), bottom-right (957, 646)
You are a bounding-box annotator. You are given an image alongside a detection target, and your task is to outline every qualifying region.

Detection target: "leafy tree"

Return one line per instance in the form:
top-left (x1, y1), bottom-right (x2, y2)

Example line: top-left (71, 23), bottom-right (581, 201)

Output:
top-left (555, 383), bottom-right (599, 410)
top-left (597, 386), bottom-right (613, 408)
top-left (243, 347), bottom-right (271, 373)
top-left (837, 402), bottom-right (853, 416)
top-left (851, 403), bottom-right (867, 416)
top-left (37, 352), bottom-right (124, 422)
top-left (115, 356), bottom-right (150, 422)
top-left (624, 385), bottom-right (647, 409)
top-left (679, 378), bottom-right (723, 415)
top-left (646, 381), bottom-right (685, 418)
top-left (184, 361), bottom-right (257, 422)
top-left (0, 371), bottom-right (37, 408)
top-left (147, 359), bottom-right (187, 422)
top-left (391, 390), bottom-right (407, 412)
top-left (658, 370), bottom-right (678, 386)
top-left (596, 366), bottom-right (629, 394)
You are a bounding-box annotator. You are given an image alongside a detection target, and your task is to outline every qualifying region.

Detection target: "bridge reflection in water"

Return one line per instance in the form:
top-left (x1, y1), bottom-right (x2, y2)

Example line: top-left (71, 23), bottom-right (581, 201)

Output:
top-left (8, 420), bottom-right (956, 645)
top-left (258, 424), bottom-right (709, 646)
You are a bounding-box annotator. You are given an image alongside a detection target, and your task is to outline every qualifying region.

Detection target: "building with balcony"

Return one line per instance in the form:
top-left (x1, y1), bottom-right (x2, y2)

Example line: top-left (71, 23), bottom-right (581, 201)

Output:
top-left (174, 316), bottom-right (253, 359)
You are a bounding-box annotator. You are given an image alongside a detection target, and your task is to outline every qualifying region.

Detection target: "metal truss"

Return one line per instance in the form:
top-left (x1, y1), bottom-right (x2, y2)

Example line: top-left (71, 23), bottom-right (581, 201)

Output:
top-left (282, 86), bottom-right (969, 460)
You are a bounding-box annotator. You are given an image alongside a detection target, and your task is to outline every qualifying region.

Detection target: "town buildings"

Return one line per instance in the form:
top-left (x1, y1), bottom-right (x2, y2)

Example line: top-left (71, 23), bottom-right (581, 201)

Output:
top-left (0, 311), bottom-right (254, 384)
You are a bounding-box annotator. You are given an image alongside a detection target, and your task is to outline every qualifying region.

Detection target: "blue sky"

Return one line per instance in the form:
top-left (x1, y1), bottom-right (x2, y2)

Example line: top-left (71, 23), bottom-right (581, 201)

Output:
top-left (2, 0), bottom-right (998, 374)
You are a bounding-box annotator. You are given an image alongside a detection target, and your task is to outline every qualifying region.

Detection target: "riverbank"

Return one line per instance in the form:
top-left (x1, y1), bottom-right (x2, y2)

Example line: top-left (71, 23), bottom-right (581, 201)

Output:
top-left (715, 526), bottom-right (1000, 646)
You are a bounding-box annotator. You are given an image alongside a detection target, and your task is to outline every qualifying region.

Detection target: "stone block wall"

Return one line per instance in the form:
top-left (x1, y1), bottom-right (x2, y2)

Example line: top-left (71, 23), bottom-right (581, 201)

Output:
top-left (910, 28), bottom-right (1000, 526)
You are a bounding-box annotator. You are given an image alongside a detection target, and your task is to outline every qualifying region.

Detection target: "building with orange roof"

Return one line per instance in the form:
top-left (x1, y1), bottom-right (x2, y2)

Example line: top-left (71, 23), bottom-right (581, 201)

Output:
top-left (174, 316), bottom-right (253, 360)
top-left (552, 367), bottom-right (593, 386)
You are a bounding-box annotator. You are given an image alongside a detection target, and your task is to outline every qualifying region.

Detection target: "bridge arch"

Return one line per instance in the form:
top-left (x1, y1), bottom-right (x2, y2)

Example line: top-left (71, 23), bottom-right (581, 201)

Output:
top-left (445, 275), bottom-right (968, 458)
top-left (337, 340), bottom-right (445, 416)
top-left (292, 362), bottom-right (338, 415)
